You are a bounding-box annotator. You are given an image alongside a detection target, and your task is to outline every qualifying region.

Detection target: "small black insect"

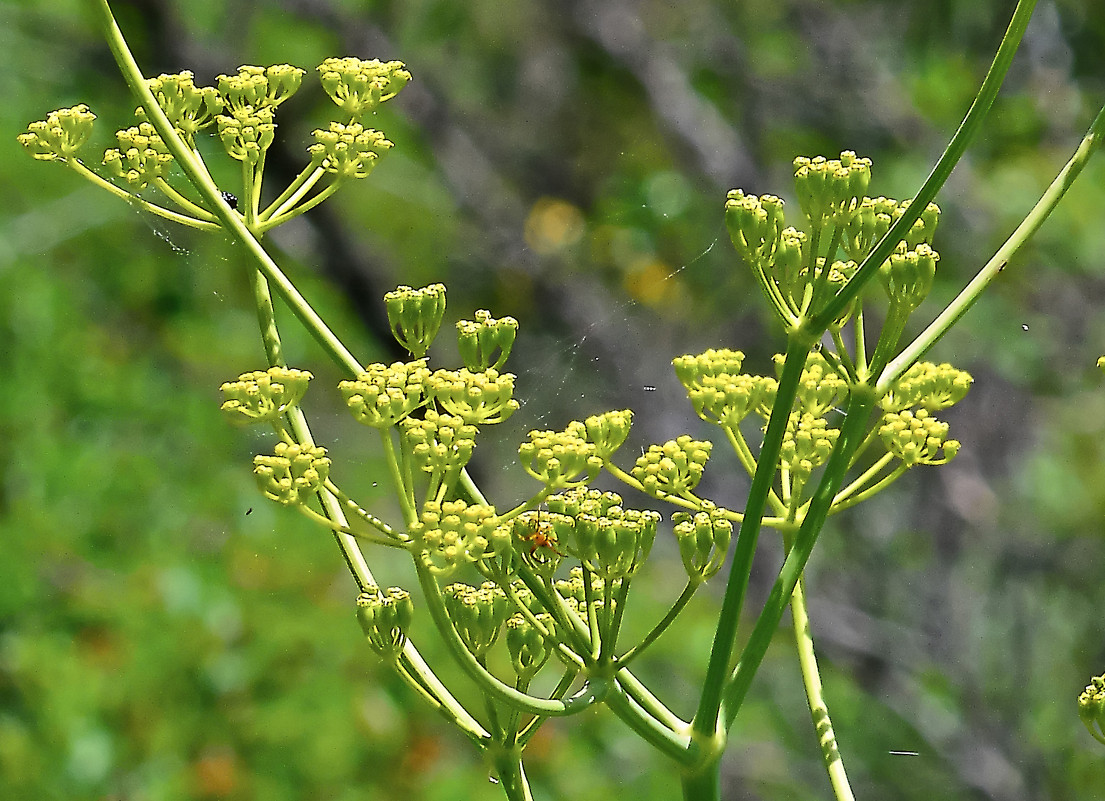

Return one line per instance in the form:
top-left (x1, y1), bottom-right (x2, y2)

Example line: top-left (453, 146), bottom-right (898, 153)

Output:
top-left (245, 507), bottom-right (253, 516)
top-left (221, 191), bottom-right (239, 210)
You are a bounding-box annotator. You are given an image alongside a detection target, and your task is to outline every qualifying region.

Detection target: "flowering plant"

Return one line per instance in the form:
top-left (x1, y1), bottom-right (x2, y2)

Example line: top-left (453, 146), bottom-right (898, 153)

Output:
top-left (19, 1), bottom-right (1105, 798)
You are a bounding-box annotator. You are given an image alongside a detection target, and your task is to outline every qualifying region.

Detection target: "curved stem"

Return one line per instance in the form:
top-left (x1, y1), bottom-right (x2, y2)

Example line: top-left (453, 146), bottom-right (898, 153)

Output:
top-left (602, 676), bottom-right (693, 764)
top-left (67, 159), bottom-right (219, 229)
top-left (416, 559), bottom-right (608, 717)
top-left (152, 175), bottom-right (217, 221)
top-left (392, 657), bottom-right (489, 747)
top-left (617, 579), bottom-right (700, 666)
top-left (879, 97), bottom-right (1105, 391)
top-left (92, 0), bottom-right (366, 378)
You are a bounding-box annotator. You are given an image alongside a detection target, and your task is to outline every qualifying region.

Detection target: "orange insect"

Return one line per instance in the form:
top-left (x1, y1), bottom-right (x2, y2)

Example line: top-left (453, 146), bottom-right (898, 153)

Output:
top-left (517, 513), bottom-right (563, 558)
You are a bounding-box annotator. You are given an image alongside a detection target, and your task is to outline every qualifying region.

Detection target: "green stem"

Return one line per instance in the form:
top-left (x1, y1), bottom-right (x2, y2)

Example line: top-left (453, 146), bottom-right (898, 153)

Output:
top-left (831, 456), bottom-right (904, 513)
top-left (416, 560), bottom-right (608, 717)
top-left (260, 163), bottom-right (327, 222)
top-left (879, 97), bottom-right (1105, 391)
top-left (92, 0), bottom-right (365, 378)
top-left (152, 176), bottom-right (217, 220)
top-left (392, 658), bottom-right (489, 747)
top-left (617, 579), bottom-right (700, 666)
top-left (692, 330), bottom-right (815, 740)
top-left (67, 159), bottom-right (218, 230)
top-left (813, 0), bottom-right (1038, 333)
top-left (680, 756), bottom-right (721, 801)
top-left (788, 561), bottom-right (855, 801)
top-left (260, 179), bottom-right (344, 232)
top-left (603, 676), bottom-right (694, 763)
top-left (723, 386), bottom-right (878, 726)
top-left (489, 749), bottom-right (533, 801)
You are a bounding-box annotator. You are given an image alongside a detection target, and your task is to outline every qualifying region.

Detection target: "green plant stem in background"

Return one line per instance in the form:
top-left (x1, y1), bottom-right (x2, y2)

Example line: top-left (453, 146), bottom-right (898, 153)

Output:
top-left (880, 99), bottom-right (1105, 390)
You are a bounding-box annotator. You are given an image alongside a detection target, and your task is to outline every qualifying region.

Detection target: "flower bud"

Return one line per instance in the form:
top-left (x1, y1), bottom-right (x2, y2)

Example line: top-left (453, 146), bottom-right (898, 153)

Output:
top-left (357, 586), bottom-right (413, 660)
top-left (780, 412), bottom-right (839, 484)
top-left (519, 422), bottom-right (603, 490)
top-left (1078, 673), bottom-right (1105, 746)
top-left (456, 310), bottom-right (519, 372)
top-left (137, 71), bottom-right (222, 146)
top-left (880, 243), bottom-right (938, 311)
top-left (793, 151), bottom-right (871, 228)
top-left (878, 408), bottom-right (958, 466)
top-left (443, 582), bottom-right (510, 657)
top-left (569, 507), bottom-right (659, 580)
top-left (217, 64), bottom-right (305, 112)
top-left (506, 613), bottom-right (557, 683)
top-left (400, 409), bottom-right (478, 477)
top-left (384, 284), bottom-right (446, 358)
top-left (411, 500), bottom-right (507, 577)
top-left (318, 57), bottom-right (411, 118)
top-left (18, 105), bottom-right (96, 162)
top-left (308, 122), bottom-right (393, 179)
top-left (546, 488), bottom-right (623, 519)
top-left (430, 368), bottom-right (519, 426)
top-left (672, 348), bottom-right (745, 392)
top-left (583, 410), bottom-right (633, 460)
top-left (795, 352), bottom-right (848, 417)
top-left (339, 360), bottom-right (430, 429)
top-left (102, 122), bottom-right (173, 189)
top-left (220, 367), bottom-right (313, 424)
top-left (216, 105), bottom-right (276, 164)
top-left (632, 436), bottom-right (712, 498)
top-left (253, 441), bottom-right (331, 505)
top-left (672, 509), bottom-right (732, 581)
top-left (880, 362), bottom-right (973, 413)
top-left (724, 189), bottom-right (785, 268)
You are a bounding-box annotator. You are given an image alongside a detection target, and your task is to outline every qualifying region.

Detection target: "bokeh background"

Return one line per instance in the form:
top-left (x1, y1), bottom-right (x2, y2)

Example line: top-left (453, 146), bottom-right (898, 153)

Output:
top-left (3, 0), bottom-right (1105, 799)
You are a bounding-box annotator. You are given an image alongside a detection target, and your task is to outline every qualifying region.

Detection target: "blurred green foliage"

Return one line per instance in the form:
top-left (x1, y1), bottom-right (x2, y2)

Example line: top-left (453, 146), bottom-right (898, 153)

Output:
top-left (3, 1), bottom-right (1105, 799)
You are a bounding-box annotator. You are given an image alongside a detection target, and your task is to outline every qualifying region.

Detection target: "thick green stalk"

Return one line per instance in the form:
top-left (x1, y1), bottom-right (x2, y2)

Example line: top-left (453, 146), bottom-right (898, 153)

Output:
top-left (691, 330), bottom-right (816, 741)
top-left (691, 0), bottom-right (1037, 761)
top-left (723, 386), bottom-right (878, 725)
top-left (680, 757), bottom-right (721, 801)
top-left (489, 750), bottom-right (533, 801)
